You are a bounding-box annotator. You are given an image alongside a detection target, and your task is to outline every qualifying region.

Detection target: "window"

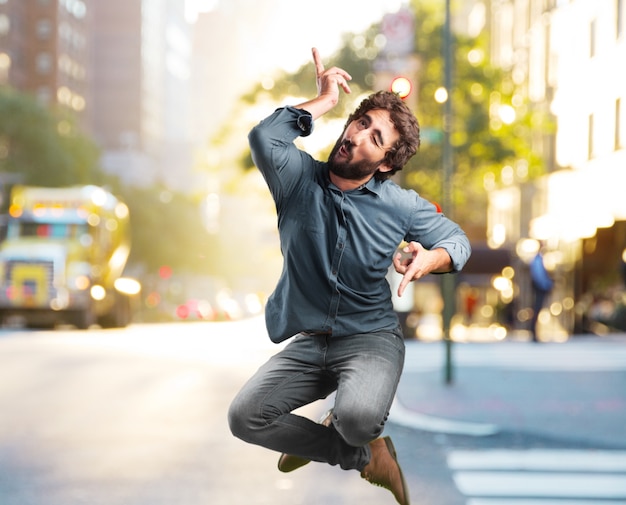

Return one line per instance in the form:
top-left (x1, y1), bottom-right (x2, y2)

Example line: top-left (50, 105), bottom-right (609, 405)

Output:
top-left (588, 113), bottom-right (594, 159)
top-left (590, 19), bottom-right (596, 58)
top-left (36, 86), bottom-right (52, 105)
top-left (0, 14), bottom-right (9, 36)
top-left (36, 19), bottom-right (53, 40)
top-left (617, 98), bottom-right (623, 150)
top-left (35, 52), bottom-right (52, 74)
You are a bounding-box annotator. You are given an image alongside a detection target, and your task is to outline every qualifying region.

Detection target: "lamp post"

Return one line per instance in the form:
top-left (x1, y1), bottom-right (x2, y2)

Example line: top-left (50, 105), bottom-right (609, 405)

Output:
top-left (442, 0), bottom-right (455, 385)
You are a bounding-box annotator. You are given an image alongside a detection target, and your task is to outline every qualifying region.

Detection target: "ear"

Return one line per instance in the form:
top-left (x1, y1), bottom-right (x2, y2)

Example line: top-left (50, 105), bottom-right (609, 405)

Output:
top-left (378, 162), bottom-right (394, 173)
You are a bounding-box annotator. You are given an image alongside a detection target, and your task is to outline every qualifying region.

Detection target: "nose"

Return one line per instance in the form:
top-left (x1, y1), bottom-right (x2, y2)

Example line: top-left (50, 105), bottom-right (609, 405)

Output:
top-left (349, 129), bottom-right (367, 145)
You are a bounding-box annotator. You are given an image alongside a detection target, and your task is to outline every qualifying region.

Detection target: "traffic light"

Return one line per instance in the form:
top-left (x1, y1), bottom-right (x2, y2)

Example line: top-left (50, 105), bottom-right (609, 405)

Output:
top-left (390, 76), bottom-right (412, 99)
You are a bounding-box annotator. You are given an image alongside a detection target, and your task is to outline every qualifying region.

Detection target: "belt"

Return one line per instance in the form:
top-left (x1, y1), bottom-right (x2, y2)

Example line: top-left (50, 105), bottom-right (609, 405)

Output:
top-left (301, 330), bottom-right (332, 336)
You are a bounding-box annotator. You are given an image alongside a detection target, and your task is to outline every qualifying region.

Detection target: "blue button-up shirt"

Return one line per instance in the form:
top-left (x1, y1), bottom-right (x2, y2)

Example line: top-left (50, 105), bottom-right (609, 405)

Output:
top-left (249, 106), bottom-right (471, 343)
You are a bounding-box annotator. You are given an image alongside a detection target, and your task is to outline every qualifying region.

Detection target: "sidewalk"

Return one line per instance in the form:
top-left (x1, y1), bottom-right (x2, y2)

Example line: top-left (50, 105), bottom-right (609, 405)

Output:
top-left (392, 334), bottom-right (626, 447)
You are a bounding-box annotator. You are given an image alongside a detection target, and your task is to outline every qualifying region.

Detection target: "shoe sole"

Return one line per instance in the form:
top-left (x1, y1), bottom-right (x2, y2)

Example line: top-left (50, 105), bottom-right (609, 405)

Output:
top-left (277, 453), bottom-right (310, 473)
top-left (277, 409), bottom-right (334, 473)
top-left (382, 437), bottom-right (411, 505)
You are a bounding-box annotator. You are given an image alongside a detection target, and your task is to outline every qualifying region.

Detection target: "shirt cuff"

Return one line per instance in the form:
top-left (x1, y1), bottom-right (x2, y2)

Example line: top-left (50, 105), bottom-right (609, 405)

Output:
top-left (295, 109), bottom-right (313, 137)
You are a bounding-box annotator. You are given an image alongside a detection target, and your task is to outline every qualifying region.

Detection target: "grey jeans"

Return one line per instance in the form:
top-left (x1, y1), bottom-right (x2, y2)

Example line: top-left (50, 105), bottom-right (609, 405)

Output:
top-left (228, 327), bottom-right (405, 471)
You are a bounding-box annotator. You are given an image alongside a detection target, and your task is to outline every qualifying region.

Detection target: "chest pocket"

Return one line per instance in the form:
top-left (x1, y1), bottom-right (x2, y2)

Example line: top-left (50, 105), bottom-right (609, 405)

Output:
top-left (294, 185), bottom-right (328, 234)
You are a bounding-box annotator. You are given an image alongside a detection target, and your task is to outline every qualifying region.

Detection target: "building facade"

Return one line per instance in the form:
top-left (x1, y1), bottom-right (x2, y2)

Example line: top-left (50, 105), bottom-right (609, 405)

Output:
top-left (92, 0), bottom-right (193, 190)
top-left (0, 0), bottom-right (91, 126)
top-left (0, 0), bottom-right (195, 190)
top-left (488, 0), bottom-right (626, 336)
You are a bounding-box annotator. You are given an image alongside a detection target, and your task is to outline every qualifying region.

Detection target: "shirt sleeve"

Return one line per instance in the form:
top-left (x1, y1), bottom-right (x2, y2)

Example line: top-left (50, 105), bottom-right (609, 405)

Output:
top-left (405, 196), bottom-right (472, 272)
top-left (248, 107), bottom-right (315, 206)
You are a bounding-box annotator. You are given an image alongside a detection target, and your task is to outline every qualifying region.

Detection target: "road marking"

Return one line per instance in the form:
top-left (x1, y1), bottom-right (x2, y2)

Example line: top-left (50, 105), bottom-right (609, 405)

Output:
top-left (448, 449), bottom-right (626, 472)
top-left (389, 397), bottom-right (499, 436)
top-left (453, 472), bottom-right (626, 498)
top-left (448, 449), bottom-right (626, 503)
top-left (467, 500), bottom-right (624, 505)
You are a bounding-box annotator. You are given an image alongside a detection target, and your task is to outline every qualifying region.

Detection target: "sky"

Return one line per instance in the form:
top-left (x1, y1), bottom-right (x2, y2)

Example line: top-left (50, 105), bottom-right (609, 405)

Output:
top-left (186, 0), bottom-right (406, 76)
top-left (186, 0), bottom-right (409, 141)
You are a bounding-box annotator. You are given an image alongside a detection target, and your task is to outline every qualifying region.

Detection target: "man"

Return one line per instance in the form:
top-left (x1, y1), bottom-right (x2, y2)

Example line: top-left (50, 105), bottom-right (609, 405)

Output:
top-left (529, 246), bottom-right (553, 342)
top-left (228, 48), bottom-right (471, 505)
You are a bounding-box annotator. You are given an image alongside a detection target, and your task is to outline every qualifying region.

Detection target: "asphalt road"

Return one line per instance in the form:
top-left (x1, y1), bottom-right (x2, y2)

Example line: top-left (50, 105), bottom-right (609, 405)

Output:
top-left (0, 318), bottom-right (625, 505)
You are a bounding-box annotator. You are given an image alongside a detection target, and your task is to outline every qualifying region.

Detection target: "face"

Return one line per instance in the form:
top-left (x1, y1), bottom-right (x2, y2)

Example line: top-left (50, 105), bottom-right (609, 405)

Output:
top-left (328, 109), bottom-right (400, 182)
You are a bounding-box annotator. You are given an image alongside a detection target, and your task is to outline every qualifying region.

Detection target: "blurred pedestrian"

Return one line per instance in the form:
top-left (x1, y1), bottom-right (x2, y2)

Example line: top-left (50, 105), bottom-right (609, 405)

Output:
top-left (228, 48), bottom-right (471, 505)
top-left (620, 248), bottom-right (626, 288)
top-left (529, 247), bottom-right (553, 342)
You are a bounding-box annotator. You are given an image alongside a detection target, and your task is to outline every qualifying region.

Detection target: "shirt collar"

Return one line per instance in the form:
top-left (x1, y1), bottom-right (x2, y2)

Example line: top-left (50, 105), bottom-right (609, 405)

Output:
top-left (322, 166), bottom-right (384, 196)
top-left (362, 176), bottom-right (383, 196)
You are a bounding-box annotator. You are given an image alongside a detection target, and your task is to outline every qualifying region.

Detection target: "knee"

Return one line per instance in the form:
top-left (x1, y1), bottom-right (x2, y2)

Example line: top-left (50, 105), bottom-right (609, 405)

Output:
top-left (334, 408), bottom-right (385, 447)
top-left (227, 397), bottom-right (246, 440)
top-left (227, 394), bottom-right (260, 442)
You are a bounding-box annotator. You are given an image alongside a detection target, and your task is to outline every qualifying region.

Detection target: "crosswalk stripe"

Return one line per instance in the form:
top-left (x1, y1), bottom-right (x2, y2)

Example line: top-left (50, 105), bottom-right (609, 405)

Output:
top-left (466, 500), bottom-right (625, 505)
top-left (453, 472), bottom-right (626, 498)
top-left (448, 449), bottom-right (626, 472)
top-left (448, 449), bottom-right (626, 502)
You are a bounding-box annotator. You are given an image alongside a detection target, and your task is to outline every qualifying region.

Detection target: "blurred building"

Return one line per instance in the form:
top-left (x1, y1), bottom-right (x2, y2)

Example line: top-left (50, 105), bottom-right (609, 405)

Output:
top-left (0, 0), bottom-right (196, 191)
top-left (487, 0), bottom-right (626, 336)
top-left (0, 0), bottom-right (92, 127)
top-left (92, 0), bottom-right (195, 190)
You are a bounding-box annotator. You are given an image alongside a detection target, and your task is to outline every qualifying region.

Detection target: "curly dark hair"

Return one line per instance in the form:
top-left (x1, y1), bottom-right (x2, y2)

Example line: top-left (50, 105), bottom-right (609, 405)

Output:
top-left (345, 90), bottom-right (420, 181)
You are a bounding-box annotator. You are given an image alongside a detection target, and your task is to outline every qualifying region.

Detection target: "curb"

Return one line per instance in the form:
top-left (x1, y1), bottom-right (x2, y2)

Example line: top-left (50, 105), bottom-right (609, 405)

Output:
top-left (389, 396), bottom-right (500, 437)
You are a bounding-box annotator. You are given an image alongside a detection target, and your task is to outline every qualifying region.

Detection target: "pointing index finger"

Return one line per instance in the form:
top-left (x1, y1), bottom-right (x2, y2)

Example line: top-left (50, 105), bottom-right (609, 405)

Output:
top-left (397, 272), bottom-right (411, 297)
top-left (312, 47), bottom-right (324, 75)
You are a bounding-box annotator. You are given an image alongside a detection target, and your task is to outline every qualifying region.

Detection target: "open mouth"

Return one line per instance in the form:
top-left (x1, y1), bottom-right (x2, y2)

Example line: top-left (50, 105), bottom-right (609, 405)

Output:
top-left (337, 143), bottom-right (351, 160)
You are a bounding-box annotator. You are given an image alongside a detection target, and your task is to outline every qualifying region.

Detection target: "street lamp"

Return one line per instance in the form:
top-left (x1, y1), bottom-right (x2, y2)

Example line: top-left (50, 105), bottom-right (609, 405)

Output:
top-left (442, 0), bottom-right (455, 385)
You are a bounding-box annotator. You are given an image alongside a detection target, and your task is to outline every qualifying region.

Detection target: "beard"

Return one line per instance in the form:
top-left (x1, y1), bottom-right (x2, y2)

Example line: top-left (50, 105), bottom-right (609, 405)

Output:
top-left (327, 139), bottom-right (384, 181)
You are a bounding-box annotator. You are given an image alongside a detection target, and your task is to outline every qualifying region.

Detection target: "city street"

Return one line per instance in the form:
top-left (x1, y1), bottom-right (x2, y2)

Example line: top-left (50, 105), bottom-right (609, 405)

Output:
top-left (0, 317), bottom-right (625, 505)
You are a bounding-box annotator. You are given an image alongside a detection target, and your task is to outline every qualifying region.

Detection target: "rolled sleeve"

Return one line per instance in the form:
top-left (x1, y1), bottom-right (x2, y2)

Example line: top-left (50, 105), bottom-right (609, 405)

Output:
top-left (435, 236), bottom-right (472, 272)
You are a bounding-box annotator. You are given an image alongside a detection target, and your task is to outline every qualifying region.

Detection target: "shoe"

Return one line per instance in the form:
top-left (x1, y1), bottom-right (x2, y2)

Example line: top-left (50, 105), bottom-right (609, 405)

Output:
top-left (277, 409), bottom-right (333, 473)
top-left (361, 436), bottom-right (410, 505)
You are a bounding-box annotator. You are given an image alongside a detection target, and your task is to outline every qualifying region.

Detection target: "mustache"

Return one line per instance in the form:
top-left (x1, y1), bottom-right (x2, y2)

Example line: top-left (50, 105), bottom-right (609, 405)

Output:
top-left (329, 137), bottom-right (353, 164)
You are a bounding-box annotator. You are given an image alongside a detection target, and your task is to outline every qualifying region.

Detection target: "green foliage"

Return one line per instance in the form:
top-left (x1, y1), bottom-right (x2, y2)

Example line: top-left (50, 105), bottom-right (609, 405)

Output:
top-left (0, 87), bottom-right (102, 186)
top-left (400, 0), bottom-right (552, 230)
top-left (112, 183), bottom-right (218, 276)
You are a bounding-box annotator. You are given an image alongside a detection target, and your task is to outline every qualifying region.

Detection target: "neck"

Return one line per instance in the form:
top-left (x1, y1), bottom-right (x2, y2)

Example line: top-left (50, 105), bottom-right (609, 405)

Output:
top-left (329, 171), bottom-right (373, 191)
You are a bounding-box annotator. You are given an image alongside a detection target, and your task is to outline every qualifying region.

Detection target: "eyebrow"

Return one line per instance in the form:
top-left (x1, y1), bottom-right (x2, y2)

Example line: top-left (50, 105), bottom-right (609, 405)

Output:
top-left (362, 112), bottom-right (386, 148)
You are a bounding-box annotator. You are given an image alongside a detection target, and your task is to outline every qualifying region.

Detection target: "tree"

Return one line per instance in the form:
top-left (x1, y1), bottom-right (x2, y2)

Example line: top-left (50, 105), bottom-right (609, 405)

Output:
top-left (109, 183), bottom-right (219, 276)
top-left (401, 0), bottom-right (550, 232)
top-left (0, 87), bottom-right (102, 187)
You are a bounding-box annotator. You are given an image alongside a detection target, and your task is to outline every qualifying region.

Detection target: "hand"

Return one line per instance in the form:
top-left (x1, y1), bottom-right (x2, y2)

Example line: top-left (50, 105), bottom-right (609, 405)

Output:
top-left (312, 47), bottom-right (352, 101)
top-left (295, 49), bottom-right (352, 120)
top-left (393, 242), bottom-right (452, 297)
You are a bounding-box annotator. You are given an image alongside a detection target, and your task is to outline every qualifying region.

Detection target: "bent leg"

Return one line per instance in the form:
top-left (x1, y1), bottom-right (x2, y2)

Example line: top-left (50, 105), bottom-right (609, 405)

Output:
top-left (228, 335), bottom-right (357, 467)
top-left (328, 329), bottom-right (405, 469)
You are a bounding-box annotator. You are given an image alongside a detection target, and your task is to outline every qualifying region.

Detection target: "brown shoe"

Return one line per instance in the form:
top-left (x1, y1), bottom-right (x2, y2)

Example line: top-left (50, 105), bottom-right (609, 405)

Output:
top-left (277, 409), bottom-right (333, 473)
top-left (361, 436), bottom-right (410, 505)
